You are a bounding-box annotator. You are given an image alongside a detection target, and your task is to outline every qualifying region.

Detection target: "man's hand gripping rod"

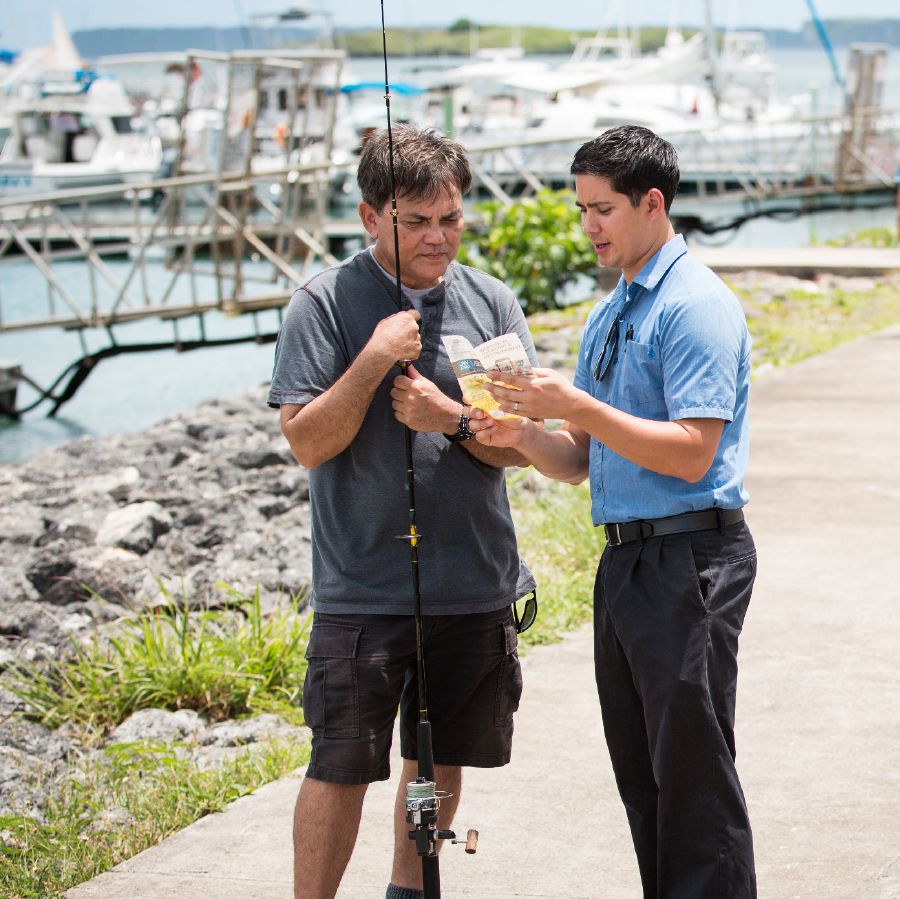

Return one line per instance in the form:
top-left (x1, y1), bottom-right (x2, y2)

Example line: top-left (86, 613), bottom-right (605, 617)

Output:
top-left (379, 2), bottom-right (477, 894)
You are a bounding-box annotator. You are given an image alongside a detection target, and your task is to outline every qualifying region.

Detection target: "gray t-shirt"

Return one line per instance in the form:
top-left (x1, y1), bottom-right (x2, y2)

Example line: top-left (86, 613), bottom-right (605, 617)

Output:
top-left (268, 250), bottom-right (538, 615)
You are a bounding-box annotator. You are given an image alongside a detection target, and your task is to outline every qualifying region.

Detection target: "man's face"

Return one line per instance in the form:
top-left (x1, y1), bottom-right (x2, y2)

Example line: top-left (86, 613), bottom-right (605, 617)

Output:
top-left (359, 185), bottom-right (464, 290)
top-left (575, 174), bottom-right (661, 283)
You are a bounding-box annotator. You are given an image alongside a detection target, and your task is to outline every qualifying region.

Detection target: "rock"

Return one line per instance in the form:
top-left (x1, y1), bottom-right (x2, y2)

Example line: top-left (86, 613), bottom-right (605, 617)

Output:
top-left (0, 566), bottom-right (40, 606)
top-left (0, 504), bottom-right (45, 545)
top-left (23, 543), bottom-right (145, 607)
top-left (74, 466), bottom-right (141, 503)
top-left (107, 709), bottom-right (205, 745)
top-left (0, 718), bottom-right (70, 762)
top-left (96, 502), bottom-right (173, 555)
top-left (34, 519), bottom-right (96, 548)
top-left (229, 450), bottom-right (289, 470)
top-left (24, 545), bottom-right (76, 596)
top-left (83, 806), bottom-right (138, 835)
top-left (200, 713), bottom-right (303, 747)
top-left (0, 746), bottom-right (52, 819)
top-left (192, 720), bottom-right (310, 771)
top-left (194, 526), bottom-right (224, 549)
top-left (0, 383), bottom-right (315, 818)
top-left (258, 499), bottom-right (290, 519)
top-left (65, 545), bottom-right (149, 608)
top-left (0, 686), bottom-right (23, 717)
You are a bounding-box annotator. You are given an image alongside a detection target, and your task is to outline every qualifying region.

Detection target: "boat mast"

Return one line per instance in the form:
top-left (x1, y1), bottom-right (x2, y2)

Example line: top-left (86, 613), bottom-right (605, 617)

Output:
top-left (701, 0), bottom-right (721, 110)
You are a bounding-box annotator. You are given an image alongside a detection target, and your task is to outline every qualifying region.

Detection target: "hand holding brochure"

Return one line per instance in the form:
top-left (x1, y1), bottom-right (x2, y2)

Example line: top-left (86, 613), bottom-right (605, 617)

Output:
top-left (441, 333), bottom-right (533, 419)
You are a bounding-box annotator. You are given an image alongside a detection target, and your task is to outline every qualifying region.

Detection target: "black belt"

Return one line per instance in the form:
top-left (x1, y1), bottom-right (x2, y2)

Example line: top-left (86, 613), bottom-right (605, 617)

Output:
top-left (604, 508), bottom-right (744, 548)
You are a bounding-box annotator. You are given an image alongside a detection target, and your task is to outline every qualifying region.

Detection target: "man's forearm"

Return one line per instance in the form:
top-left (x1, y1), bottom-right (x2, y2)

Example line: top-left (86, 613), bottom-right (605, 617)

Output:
top-left (514, 421), bottom-right (589, 484)
top-left (565, 392), bottom-right (723, 483)
top-left (463, 439), bottom-right (529, 468)
top-left (283, 350), bottom-right (395, 469)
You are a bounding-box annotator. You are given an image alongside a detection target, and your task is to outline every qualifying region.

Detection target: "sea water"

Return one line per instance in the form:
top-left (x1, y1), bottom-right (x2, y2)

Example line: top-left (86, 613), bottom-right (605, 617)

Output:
top-left (2, 48), bottom-right (898, 465)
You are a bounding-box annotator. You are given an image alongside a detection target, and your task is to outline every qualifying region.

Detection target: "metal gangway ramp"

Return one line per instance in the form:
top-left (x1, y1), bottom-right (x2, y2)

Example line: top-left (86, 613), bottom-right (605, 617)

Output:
top-left (0, 48), bottom-right (351, 416)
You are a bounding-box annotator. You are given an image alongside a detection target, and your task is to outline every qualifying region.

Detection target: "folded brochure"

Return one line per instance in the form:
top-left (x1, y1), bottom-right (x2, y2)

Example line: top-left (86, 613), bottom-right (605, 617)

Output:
top-left (441, 332), bottom-right (533, 419)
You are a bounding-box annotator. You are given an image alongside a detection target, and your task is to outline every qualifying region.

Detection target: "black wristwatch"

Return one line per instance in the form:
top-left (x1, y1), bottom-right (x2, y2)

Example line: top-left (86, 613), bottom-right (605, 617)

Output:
top-left (444, 412), bottom-right (475, 443)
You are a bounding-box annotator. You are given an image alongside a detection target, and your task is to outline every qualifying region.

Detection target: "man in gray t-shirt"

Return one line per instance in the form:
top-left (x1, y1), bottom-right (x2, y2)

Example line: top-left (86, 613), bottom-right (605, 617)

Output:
top-left (268, 125), bottom-right (537, 899)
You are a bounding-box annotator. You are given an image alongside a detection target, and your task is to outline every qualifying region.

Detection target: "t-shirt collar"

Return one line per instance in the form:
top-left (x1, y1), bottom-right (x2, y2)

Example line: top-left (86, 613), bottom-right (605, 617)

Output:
top-left (361, 247), bottom-right (450, 306)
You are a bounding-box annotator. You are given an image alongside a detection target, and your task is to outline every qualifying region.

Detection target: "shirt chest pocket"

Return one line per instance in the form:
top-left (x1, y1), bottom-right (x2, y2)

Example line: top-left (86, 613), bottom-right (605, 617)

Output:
top-left (617, 340), bottom-right (665, 414)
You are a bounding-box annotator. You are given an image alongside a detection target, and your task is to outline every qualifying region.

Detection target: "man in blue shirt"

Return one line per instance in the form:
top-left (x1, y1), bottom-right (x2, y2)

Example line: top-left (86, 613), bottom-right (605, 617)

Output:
top-left (475, 125), bottom-right (757, 898)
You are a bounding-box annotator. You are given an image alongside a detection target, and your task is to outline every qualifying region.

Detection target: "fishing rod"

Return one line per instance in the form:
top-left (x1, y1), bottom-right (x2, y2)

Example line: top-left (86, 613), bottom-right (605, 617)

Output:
top-left (378, 4), bottom-right (477, 896)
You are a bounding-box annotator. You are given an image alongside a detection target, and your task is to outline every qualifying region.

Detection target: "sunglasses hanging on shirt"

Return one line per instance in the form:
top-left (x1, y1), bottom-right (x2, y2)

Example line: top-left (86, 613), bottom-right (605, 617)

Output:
top-left (593, 313), bottom-right (621, 381)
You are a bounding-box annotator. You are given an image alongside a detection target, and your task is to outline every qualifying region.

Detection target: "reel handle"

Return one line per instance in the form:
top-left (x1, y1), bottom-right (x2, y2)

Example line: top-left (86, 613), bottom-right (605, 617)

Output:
top-left (448, 829), bottom-right (478, 854)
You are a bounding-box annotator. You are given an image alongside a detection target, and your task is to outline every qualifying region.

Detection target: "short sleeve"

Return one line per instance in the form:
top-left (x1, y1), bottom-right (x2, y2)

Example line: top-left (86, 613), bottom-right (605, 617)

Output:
top-left (267, 286), bottom-right (348, 408)
top-left (659, 293), bottom-right (744, 422)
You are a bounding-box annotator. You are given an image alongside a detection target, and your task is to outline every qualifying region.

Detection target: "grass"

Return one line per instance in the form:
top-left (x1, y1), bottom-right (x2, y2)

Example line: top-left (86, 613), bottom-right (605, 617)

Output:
top-left (5, 585), bottom-right (310, 739)
top-left (0, 587), bottom-right (312, 896)
top-left (824, 225), bottom-right (898, 249)
top-left (507, 470), bottom-right (603, 647)
top-left (527, 261), bottom-right (900, 378)
top-left (0, 480), bottom-right (600, 894)
top-left (729, 278), bottom-right (900, 373)
top-left (0, 738), bottom-right (309, 899)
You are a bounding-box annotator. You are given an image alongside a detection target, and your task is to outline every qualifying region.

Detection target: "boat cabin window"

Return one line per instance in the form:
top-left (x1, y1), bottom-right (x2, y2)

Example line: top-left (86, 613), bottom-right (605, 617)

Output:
top-left (20, 112), bottom-right (99, 163)
top-left (111, 116), bottom-right (134, 134)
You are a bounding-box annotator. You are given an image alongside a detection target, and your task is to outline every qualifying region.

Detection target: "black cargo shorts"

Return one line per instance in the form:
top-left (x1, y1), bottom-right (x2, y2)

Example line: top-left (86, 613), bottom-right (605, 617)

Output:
top-left (302, 606), bottom-right (522, 784)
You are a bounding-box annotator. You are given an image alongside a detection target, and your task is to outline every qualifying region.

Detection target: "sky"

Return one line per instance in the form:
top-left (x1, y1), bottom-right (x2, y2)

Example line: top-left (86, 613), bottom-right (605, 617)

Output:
top-left (1, 0), bottom-right (898, 51)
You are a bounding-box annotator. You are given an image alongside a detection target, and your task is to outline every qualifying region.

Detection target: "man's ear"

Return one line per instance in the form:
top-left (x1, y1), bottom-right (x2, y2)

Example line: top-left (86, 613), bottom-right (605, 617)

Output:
top-left (358, 201), bottom-right (378, 238)
top-left (645, 188), bottom-right (667, 220)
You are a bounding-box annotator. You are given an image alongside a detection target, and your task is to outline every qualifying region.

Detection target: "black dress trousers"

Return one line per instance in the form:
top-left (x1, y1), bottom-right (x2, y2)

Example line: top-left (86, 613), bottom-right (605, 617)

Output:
top-left (594, 520), bottom-right (757, 899)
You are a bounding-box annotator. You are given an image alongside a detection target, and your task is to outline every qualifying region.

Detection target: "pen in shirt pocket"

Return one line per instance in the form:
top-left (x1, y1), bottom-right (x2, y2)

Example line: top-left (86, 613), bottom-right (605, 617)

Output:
top-left (625, 324), bottom-right (634, 344)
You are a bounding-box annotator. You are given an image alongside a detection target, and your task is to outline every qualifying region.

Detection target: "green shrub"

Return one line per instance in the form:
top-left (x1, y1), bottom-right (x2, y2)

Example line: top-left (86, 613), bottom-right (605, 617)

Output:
top-left (458, 190), bottom-right (597, 314)
top-left (826, 226), bottom-right (898, 248)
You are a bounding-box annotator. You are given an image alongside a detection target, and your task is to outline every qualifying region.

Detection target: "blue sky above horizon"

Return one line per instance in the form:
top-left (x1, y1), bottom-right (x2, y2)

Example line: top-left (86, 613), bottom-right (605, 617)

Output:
top-left (2, 0), bottom-right (899, 51)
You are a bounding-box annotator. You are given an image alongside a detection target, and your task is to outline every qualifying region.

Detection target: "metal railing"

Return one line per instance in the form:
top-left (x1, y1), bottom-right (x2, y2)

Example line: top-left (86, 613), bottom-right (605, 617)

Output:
top-left (0, 159), bottom-right (354, 332)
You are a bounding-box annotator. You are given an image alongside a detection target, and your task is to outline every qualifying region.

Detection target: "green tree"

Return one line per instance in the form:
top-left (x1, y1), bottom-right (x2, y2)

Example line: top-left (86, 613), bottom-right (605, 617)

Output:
top-left (458, 190), bottom-right (597, 313)
top-left (448, 18), bottom-right (480, 34)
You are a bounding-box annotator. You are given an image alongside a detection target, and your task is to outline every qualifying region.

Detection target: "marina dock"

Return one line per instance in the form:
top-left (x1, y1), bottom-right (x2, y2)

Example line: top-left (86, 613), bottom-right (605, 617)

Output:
top-left (2, 35), bottom-right (899, 416)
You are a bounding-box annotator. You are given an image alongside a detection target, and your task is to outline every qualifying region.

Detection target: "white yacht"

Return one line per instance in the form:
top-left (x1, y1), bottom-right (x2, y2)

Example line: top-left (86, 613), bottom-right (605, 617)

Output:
top-left (0, 12), bottom-right (162, 197)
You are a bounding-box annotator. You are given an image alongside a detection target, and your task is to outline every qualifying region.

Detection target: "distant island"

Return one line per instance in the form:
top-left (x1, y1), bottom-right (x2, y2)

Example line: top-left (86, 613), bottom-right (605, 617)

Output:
top-left (68, 19), bottom-right (900, 60)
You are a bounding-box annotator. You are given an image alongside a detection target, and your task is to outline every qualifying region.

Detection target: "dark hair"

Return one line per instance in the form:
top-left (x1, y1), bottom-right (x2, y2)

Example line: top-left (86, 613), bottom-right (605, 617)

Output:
top-left (570, 125), bottom-right (680, 212)
top-left (357, 124), bottom-right (472, 210)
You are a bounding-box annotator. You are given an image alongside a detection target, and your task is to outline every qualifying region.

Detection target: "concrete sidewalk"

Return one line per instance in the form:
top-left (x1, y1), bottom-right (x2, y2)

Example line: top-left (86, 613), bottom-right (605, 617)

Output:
top-left (67, 325), bottom-right (900, 899)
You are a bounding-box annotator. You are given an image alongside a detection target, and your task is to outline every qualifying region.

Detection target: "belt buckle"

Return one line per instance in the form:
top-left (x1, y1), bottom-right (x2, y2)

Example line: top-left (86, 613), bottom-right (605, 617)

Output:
top-left (606, 523), bottom-right (622, 547)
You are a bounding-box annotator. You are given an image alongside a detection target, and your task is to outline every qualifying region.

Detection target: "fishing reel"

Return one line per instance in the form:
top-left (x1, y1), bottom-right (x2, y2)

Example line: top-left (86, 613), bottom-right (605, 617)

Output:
top-left (406, 777), bottom-right (478, 859)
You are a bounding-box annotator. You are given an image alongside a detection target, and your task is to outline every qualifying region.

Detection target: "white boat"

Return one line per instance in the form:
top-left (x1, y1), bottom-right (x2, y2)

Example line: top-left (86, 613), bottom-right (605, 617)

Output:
top-left (434, 21), bottom-right (877, 201)
top-left (0, 12), bottom-right (162, 197)
top-left (498, 30), bottom-right (708, 96)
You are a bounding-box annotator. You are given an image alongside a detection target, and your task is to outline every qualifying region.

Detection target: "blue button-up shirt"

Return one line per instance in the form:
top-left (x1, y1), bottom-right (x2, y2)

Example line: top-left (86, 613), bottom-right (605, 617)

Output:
top-left (573, 235), bottom-right (751, 525)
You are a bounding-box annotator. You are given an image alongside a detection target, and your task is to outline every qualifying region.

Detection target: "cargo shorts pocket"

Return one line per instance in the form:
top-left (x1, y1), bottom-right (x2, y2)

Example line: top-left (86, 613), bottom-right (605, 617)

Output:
top-left (303, 623), bottom-right (362, 739)
top-left (494, 621), bottom-right (523, 727)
